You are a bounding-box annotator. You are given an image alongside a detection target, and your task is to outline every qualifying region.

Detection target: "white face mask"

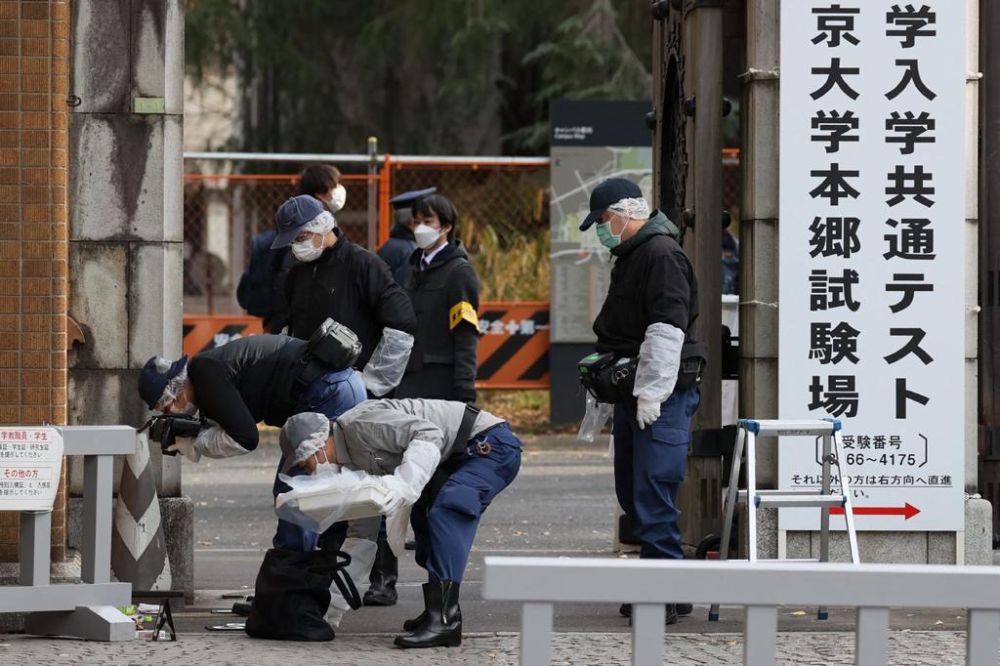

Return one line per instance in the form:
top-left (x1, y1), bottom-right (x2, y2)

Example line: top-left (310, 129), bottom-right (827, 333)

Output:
top-left (292, 234), bottom-right (324, 262)
top-left (414, 223), bottom-right (444, 250)
top-left (326, 185), bottom-right (347, 213)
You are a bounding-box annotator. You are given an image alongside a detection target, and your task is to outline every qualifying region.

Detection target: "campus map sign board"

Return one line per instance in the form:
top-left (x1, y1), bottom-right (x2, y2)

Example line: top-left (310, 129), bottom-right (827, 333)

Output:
top-left (778, 2), bottom-right (966, 531)
top-left (0, 427), bottom-right (63, 511)
top-left (549, 99), bottom-right (652, 343)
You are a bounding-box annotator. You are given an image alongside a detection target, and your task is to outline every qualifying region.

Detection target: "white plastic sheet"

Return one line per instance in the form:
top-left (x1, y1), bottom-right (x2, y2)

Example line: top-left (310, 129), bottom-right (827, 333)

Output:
top-left (578, 393), bottom-right (614, 443)
top-left (274, 468), bottom-right (393, 533)
top-left (362, 327), bottom-right (414, 396)
top-left (633, 322), bottom-right (684, 403)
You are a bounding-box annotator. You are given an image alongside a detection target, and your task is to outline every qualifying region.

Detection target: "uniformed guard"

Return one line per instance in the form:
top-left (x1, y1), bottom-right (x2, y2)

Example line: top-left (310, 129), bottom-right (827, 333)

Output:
top-left (580, 178), bottom-right (702, 625)
top-left (396, 194), bottom-right (480, 403)
top-left (378, 187), bottom-right (437, 287)
top-left (278, 399), bottom-right (523, 649)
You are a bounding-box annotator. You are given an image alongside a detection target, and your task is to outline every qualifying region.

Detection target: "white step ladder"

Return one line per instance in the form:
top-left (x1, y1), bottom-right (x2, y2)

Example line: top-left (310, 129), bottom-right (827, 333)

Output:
top-left (708, 418), bottom-right (860, 622)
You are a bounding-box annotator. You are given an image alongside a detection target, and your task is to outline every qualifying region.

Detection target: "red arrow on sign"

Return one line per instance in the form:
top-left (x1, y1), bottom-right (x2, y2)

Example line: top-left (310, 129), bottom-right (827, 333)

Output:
top-left (831, 503), bottom-right (920, 520)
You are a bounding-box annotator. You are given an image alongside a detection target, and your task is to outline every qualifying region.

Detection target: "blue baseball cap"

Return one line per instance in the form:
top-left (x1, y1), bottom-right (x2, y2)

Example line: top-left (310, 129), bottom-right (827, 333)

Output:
top-left (390, 187), bottom-right (437, 210)
top-left (271, 195), bottom-right (326, 249)
top-left (138, 356), bottom-right (188, 410)
top-left (579, 177), bottom-right (644, 231)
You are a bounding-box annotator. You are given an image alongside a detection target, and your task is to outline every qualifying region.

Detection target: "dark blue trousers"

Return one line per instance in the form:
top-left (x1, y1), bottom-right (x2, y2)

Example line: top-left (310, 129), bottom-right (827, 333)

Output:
top-left (272, 369), bottom-right (366, 552)
top-left (613, 388), bottom-right (700, 560)
top-left (410, 422), bottom-right (522, 582)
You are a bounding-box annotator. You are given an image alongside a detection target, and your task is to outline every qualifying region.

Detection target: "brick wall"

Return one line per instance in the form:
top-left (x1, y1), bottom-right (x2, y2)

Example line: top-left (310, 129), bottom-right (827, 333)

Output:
top-left (0, 0), bottom-right (70, 562)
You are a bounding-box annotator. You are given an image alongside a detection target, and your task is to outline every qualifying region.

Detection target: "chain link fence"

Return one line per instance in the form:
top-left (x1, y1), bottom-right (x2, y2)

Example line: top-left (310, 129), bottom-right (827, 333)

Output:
top-left (182, 153), bottom-right (741, 314)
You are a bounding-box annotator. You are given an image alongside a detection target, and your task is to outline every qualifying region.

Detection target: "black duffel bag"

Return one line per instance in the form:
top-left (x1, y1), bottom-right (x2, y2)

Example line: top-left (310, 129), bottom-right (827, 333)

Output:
top-left (245, 548), bottom-right (361, 641)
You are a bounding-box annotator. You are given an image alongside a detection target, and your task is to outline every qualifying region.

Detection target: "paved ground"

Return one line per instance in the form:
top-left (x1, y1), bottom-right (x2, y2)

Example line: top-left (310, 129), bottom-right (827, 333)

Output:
top-left (0, 630), bottom-right (972, 665)
top-left (3, 435), bottom-right (985, 663)
top-left (182, 438), bottom-right (969, 636)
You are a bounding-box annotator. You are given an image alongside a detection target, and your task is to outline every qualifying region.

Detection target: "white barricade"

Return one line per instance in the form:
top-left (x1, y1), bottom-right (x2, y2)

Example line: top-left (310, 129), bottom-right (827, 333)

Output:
top-left (3, 426), bottom-right (137, 641)
top-left (484, 556), bottom-right (1000, 666)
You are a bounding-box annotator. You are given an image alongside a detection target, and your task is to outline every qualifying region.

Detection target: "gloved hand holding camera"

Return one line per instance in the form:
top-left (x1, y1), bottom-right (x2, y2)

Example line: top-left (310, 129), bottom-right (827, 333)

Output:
top-left (144, 414), bottom-right (203, 458)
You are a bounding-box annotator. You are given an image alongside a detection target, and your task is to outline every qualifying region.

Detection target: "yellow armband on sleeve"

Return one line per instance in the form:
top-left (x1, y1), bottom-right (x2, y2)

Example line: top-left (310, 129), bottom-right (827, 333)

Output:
top-left (449, 301), bottom-right (479, 330)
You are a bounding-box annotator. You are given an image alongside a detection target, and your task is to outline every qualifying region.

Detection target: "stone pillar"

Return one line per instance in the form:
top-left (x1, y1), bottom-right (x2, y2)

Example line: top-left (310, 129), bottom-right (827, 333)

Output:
top-left (67, 0), bottom-right (191, 596)
top-left (0, 0), bottom-right (71, 563)
top-left (740, 0), bottom-right (780, 487)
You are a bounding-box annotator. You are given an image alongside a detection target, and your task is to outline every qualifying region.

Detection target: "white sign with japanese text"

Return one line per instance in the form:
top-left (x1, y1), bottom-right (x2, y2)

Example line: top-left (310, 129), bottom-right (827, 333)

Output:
top-left (0, 428), bottom-right (63, 511)
top-left (778, 2), bottom-right (966, 531)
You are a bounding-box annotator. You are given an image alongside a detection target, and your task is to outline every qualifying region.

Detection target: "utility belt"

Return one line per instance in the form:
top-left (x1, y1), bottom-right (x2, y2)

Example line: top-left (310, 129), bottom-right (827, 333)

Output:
top-left (578, 339), bottom-right (707, 405)
top-left (291, 318), bottom-right (363, 401)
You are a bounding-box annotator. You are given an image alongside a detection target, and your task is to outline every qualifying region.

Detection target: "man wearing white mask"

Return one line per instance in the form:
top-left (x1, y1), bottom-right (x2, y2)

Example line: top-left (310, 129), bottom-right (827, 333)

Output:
top-left (396, 194), bottom-right (481, 404)
top-left (272, 195), bottom-right (417, 399)
top-left (272, 193), bottom-right (418, 605)
top-left (276, 399), bottom-right (522, 649)
top-left (254, 165), bottom-right (348, 334)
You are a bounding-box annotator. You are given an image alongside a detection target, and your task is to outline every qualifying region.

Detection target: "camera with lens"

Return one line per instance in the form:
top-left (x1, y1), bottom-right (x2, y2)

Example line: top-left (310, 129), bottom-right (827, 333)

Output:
top-left (144, 414), bottom-right (203, 455)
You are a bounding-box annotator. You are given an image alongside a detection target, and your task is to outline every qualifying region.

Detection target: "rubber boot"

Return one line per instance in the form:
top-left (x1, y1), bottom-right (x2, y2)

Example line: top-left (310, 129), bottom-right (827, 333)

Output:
top-left (394, 581), bottom-right (462, 648)
top-left (363, 535), bottom-right (398, 606)
top-left (403, 593), bottom-right (462, 631)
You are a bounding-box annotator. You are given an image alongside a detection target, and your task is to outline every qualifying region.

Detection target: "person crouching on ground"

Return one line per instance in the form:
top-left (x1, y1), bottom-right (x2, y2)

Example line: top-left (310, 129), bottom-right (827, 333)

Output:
top-left (278, 398), bottom-right (522, 648)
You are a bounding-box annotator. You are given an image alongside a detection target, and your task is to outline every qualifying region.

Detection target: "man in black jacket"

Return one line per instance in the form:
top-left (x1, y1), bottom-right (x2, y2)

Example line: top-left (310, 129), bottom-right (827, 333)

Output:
top-left (378, 188), bottom-right (436, 287)
top-left (273, 195), bottom-right (418, 399)
top-left (137, 335), bottom-right (357, 460)
top-left (396, 194), bottom-right (480, 404)
top-left (272, 194), bottom-right (418, 605)
top-left (582, 178), bottom-right (701, 625)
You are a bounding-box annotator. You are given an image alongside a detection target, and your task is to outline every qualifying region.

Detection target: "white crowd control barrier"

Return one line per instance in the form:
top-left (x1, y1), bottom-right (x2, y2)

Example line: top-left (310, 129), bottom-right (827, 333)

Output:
top-left (484, 556), bottom-right (1000, 666)
top-left (7, 426), bottom-right (137, 641)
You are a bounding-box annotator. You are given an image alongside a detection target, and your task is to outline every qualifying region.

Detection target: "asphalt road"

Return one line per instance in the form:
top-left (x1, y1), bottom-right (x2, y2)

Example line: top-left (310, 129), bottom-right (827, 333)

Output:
top-left (179, 437), bottom-right (969, 636)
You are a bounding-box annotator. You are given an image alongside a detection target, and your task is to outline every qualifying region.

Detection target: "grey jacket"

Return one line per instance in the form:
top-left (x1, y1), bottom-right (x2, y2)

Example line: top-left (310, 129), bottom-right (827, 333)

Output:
top-left (331, 398), bottom-right (504, 476)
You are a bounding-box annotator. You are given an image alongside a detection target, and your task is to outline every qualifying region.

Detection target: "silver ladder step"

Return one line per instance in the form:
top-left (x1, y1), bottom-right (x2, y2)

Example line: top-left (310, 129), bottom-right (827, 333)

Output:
top-left (738, 418), bottom-right (843, 438)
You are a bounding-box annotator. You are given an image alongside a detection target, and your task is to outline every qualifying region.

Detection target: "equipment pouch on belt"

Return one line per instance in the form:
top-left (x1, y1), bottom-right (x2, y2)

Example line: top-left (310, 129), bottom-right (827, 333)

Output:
top-left (306, 318), bottom-right (362, 372)
top-left (675, 339), bottom-right (707, 390)
top-left (577, 352), bottom-right (637, 405)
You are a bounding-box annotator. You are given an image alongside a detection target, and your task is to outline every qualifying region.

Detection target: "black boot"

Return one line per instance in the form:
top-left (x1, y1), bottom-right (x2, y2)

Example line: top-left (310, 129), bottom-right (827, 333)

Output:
top-left (363, 535), bottom-right (398, 606)
top-left (394, 581), bottom-right (462, 648)
top-left (403, 591), bottom-right (462, 631)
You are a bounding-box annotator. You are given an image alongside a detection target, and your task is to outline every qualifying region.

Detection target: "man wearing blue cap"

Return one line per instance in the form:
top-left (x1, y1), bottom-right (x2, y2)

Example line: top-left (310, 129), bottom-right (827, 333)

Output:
top-left (137, 333), bottom-right (368, 551)
top-left (137, 334), bottom-right (362, 462)
top-left (378, 187), bottom-right (437, 287)
top-left (272, 195), bottom-right (417, 400)
top-left (580, 177), bottom-right (701, 625)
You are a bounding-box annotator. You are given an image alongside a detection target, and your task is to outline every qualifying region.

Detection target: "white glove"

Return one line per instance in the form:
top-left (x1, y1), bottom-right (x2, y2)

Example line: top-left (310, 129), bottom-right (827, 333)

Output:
top-left (327, 605), bottom-right (345, 629)
top-left (378, 475), bottom-right (414, 515)
top-left (193, 425), bottom-right (250, 459)
top-left (635, 396), bottom-right (661, 430)
top-left (166, 437), bottom-right (201, 463)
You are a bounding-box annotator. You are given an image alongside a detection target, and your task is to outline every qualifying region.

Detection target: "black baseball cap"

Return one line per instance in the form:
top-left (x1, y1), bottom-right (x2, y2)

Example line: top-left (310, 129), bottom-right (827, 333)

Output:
top-left (579, 177), bottom-right (643, 231)
top-left (271, 195), bottom-right (326, 249)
